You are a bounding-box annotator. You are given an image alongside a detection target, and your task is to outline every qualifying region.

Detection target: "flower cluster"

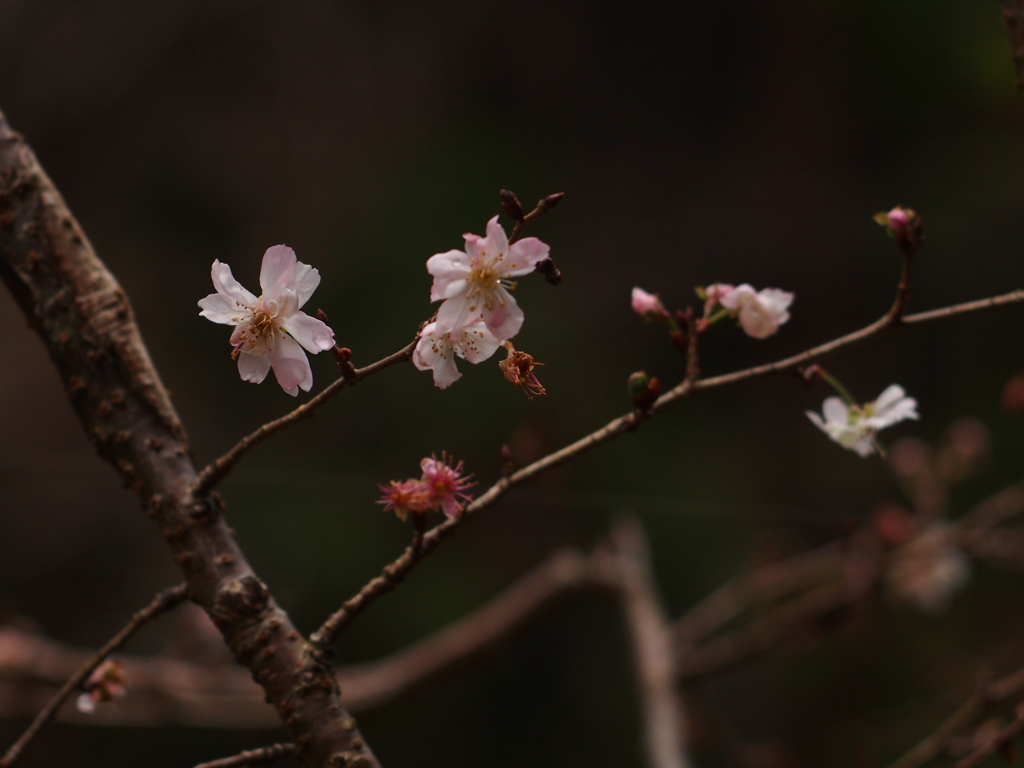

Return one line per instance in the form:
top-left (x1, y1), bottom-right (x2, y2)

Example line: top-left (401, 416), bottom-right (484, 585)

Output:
top-left (378, 453), bottom-right (475, 522)
top-left (806, 384), bottom-right (919, 457)
top-left (199, 246), bottom-right (336, 395)
top-left (702, 283), bottom-right (794, 339)
top-left (415, 217), bottom-right (551, 388)
top-left (76, 660), bottom-right (126, 713)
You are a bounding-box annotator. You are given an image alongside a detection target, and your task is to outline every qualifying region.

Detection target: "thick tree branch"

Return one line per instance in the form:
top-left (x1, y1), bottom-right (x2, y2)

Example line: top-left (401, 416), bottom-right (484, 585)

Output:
top-left (0, 584), bottom-right (188, 766)
top-left (0, 109), bottom-right (376, 768)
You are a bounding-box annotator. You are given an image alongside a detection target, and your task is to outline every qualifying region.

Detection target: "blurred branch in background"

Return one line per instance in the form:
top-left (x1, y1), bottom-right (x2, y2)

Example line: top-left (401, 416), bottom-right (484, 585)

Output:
top-left (1003, 0), bottom-right (1024, 90)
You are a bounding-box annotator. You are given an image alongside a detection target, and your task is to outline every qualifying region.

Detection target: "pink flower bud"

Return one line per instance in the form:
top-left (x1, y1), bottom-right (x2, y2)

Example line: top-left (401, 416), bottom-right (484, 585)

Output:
top-left (631, 287), bottom-right (669, 321)
top-left (887, 207), bottom-right (909, 233)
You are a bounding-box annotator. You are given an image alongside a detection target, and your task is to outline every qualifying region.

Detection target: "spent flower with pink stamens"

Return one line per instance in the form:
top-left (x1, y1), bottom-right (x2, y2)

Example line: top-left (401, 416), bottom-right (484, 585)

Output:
top-left (427, 215), bottom-right (550, 339)
top-left (199, 245), bottom-right (335, 396)
top-left (377, 479), bottom-right (430, 522)
top-left (420, 453), bottom-right (475, 519)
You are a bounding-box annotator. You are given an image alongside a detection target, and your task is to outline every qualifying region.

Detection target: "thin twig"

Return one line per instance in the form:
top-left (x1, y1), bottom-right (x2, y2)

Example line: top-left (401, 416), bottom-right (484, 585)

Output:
top-left (193, 743), bottom-right (296, 768)
top-left (0, 583), bottom-right (189, 767)
top-left (885, 665), bottom-right (1024, 768)
top-left (313, 288), bottom-right (1024, 649)
top-left (953, 710), bottom-right (1024, 768)
top-left (608, 518), bottom-right (691, 768)
top-left (192, 340), bottom-right (416, 495)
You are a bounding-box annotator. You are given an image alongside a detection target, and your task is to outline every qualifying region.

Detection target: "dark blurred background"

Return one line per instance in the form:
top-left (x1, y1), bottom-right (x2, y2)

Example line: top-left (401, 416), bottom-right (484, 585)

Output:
top-left (2, 1), bottom-right (1024, 766)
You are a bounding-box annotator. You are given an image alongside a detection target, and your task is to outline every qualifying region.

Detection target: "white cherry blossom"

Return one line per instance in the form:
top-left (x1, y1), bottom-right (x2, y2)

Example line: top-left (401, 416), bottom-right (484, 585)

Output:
top-left (426, 216), bottom-right (550, 340)
top-left (199, 245), bottom-right (335, 396)
top-left (717, 283), bottom-right (793, 339)
top-left (413, 318), bottom-right (502, 389)
top-left (806, 384), bottom-right (919, 457)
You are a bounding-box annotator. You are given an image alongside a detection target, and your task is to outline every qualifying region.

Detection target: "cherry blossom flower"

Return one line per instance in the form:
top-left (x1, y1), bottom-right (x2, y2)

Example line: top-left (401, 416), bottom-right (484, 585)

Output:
top-left (426, 216), bottom-right (550, 339)
top-left (631, 287), bottom-right (670, 322)
top-left (199, 245), bottom-right (335, 396)
top-left (420, 453), bottom-right (475, 519)
top-left (806, 384), bottom-right (920, 457)
top-left (413, 318), bottom-right (502, 389)
top-left (377, 479), bottom-right (430, 522)
top-left (76, 661), bottom-right (126, 713)
top-left (717, 284), bottom-right (794, 339)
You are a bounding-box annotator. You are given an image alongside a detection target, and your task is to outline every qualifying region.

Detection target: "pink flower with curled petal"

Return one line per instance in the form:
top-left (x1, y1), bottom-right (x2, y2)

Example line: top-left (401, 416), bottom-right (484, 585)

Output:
top-left (413, 318), bottom-right (503, 389)
top-left (631, 287), bottom-right (670, 322)
top-left (199, 246), bottom-right (335, 396)
top-left (427, 216), bottom-right (550, 339)
top-left (717, 283), bottom-right (793, 339)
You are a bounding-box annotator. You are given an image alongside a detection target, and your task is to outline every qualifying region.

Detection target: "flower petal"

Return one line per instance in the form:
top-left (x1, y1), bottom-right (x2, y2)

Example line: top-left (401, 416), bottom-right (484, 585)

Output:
top-left (211, 260), bottom-right (258, 306)
top-left (237, 351), bottom-right (271, 384)
top-left (280, 311), bottom-right (335, 353)
top-left (259, 245), bottom-right (298, 300)
top-left (821, 397), bottom-right (850, 426)
top-left (718, 284), bottom-right (756, 311)
top-left (456, 322), bottom-right (502, 364)
top-left (291, 261), bottom-right (322, 308)
top-left (483, 287), bottom-right (524, 340)
top-left (483, 215), bottom-right (509, 261)
top-left (427, 250), bottom-right (472, 303)
top-left (505, 236), bottom-right (550, 276)
top-left (873, 385), bottom-right (907, 413)
top-left (436, 296), bottom-right (475, 334)
top-left (198, 293), bottom-right (246, 325)
top-left (269, 333), bottom-right (313, 395)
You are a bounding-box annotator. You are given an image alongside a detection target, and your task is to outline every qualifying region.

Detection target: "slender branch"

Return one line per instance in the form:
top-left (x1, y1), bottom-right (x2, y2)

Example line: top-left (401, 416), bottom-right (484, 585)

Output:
top-left (192, 340), bottom-right (416, 495)
top-left (886, 664), bottom-right (1024, 768)
top-left (193, 743), bottom-right (296, 768)
top-left (0, 583), bottom-right (189, 767)
top-left (953, 709), bottom-right (1024, 768)
top-left (314, 287), bottom-right (1024, 648)
top-left (608, 519), bottom-right (691, 768)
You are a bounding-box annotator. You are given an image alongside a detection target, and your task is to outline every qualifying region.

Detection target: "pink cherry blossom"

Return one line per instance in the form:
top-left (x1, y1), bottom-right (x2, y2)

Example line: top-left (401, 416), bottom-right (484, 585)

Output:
top-left (886, 207), bottom-right (909, 233)
top-left (631, 287), bottom-right (670, 321)
top-left (199, 245), bottom-right (335, 396)
top-left (717, 283), bottom-right (793, 339)
top-left (420, 453), bottom-right (475, 519)
top-left (413, 318), bottom-right (503, 389)
top-left (426, 216), bottom-right (550, 339)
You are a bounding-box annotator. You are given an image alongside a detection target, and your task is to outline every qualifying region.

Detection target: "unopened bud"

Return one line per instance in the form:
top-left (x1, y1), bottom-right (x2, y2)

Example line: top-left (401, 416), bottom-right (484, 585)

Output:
top-left (537, 192), bottom-right (564, 213)
top-left (628, 371), bottom-right (661, 412)
top-left (631, 287), bottom-right (670, 322)
top-left (316, 308), bottom-right (331, 326)
top-left (500, 189), bottom-right (524, 221)
top-left (500, 444), bottom-right (513, 477)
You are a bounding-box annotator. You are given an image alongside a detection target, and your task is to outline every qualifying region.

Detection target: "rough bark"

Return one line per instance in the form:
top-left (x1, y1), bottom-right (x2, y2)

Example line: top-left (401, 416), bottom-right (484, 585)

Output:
top-left (0, 109), bottom-right (378, 768)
